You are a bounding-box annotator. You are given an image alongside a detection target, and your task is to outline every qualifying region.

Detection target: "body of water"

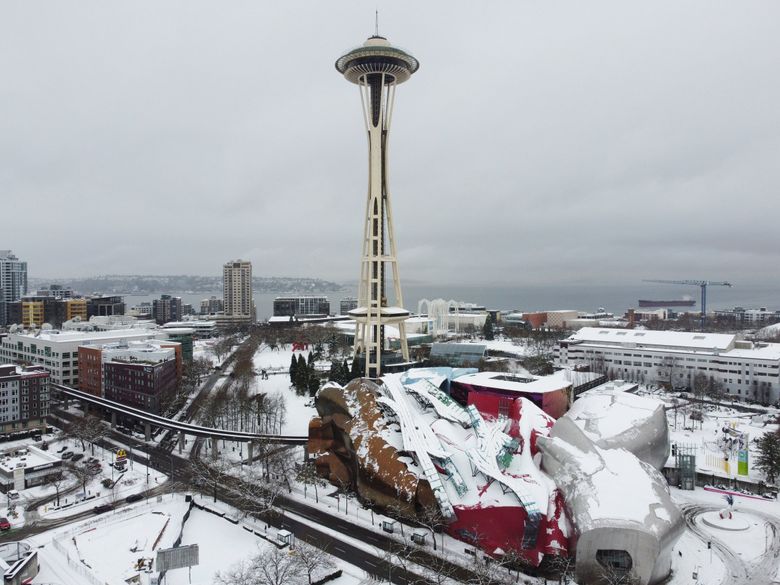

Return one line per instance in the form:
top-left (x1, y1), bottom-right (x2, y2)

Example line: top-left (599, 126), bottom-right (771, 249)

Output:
top-left (123, 282), bottom-right (779, 321)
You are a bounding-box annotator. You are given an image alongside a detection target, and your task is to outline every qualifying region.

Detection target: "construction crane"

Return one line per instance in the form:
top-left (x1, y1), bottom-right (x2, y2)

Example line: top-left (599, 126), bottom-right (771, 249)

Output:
top-left (642, 279), bottom-right (732, 328)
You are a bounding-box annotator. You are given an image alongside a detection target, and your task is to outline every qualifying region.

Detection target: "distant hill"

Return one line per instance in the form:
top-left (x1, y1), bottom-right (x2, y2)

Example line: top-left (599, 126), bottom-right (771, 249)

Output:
top-left (28, 274), bottom-right (345, 295)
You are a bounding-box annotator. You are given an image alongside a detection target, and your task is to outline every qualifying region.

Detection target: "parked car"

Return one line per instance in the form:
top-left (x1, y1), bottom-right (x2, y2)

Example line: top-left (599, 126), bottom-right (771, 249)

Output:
top-left (61, 451), bottom-right (74, 460)
top-left (114, 461), bottom-right (127, 471)
top-left (92, 504), bottom-right (113, 514)
top-left (57, 445), bottom-right (67, 453)
top-left (125, 493), bottom-right (144, 503)
top-left (40, 441), bottom-right (49, 451)
top-left (7, 490), bottom-right (20, 500)
top-left (71, 453), bottom-right (84, 463)
top-left (0, 517), bottom-right (10, 531)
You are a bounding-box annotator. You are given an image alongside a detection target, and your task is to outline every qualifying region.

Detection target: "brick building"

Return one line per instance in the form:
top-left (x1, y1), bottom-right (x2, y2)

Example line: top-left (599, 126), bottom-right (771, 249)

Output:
top-left (78, 341), bottom-right (181, 414)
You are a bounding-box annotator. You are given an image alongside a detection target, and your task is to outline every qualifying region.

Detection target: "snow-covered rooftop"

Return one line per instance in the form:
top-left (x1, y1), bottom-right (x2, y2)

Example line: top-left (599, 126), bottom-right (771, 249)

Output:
top-left (8, 328), bottom-right (162, 344)
top-left (569, 327), bottom-right (736, 351)
top-left (454, 370), bottom-right (571, 394)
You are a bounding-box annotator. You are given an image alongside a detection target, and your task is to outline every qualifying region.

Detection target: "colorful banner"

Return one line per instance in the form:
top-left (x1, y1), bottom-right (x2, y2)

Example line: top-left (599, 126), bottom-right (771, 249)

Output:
top-left (738, 449), bottom-right (749, 476)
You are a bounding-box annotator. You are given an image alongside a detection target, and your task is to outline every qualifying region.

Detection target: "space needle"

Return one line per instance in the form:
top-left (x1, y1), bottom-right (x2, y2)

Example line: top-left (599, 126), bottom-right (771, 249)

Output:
top-left (336, 29), bottom-right (419, 378)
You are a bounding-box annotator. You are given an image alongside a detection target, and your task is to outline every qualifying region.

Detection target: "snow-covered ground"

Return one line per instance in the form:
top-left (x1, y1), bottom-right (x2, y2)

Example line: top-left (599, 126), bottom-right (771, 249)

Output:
top-left (192, 339), bottom-right (217, 366)
top-left (251, 344), bottom-right (322, 436)
top-left (27, 493), bottom-right (367, 585)
top-left (631, 385), bottom-right (779, 486)
top-left (169, 503), bottom-right (364, 585)
top-left (35, 439), bottom-right (167, 518)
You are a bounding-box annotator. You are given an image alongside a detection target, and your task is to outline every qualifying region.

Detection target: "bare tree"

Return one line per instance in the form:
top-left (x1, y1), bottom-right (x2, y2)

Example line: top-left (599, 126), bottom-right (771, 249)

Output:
top-left (43, 471), bottom-right (68, 506)
top-left (418, 504), bottom-right (448, 551)
top-left (213, 336), bottom-right (237, 364)
top-left (69, 462), bottom-right (99, 496)
top-left (214, 559), bottom-right (259, 585)
top-left (296, 461), bottom-right (326, 503)
top-left (421, 551), bottom-right (461, 585)
top-left (67, 415), bottom-right (106, 455)
top-left (291, 541), bottom-right (335, 585)
top-left (215, 545), bottom-right (305, 585)
top-left (466, 552), bottom-right (514, 585)
top-left (597, 564), bottom-right (641, 585)
top-left (545, 553), bottom-right (575, 584)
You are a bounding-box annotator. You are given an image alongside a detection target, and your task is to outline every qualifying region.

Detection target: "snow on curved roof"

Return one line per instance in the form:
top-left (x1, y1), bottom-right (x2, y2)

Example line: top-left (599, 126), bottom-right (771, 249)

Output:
top-left (567, 389), bottom-right (664, 443)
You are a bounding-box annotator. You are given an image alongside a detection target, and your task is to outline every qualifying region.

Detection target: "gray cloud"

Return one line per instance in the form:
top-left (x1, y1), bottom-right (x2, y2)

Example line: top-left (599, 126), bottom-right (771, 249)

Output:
top-left (1, 1), bottom-right (779, 287)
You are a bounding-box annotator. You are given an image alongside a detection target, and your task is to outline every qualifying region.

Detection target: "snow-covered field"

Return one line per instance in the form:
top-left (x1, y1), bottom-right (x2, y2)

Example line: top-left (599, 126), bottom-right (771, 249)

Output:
top-left (192, 339), bottom-right (217, 366)
top-left (251, 344), bottom-right (322, 436)
top-left (27, 494), bottom-right (366, 585)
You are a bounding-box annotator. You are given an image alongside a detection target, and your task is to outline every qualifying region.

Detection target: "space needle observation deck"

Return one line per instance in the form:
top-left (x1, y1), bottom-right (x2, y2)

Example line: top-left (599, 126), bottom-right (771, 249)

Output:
top-left (336, 35), bottom-right (419, 378)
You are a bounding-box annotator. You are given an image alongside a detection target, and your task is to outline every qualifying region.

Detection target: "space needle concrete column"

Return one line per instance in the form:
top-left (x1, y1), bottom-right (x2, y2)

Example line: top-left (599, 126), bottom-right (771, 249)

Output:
top-left (336, 35), bottom-right (418, 378)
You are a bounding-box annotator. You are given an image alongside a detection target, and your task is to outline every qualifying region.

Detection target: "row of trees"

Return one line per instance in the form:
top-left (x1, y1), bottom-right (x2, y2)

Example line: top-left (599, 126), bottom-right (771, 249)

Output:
top-left (200, 384), bottom-right (287, 435)
top-left (289, 354), bottom-right (321, 395)
top-left (215, 541), bottom-right (335, 585)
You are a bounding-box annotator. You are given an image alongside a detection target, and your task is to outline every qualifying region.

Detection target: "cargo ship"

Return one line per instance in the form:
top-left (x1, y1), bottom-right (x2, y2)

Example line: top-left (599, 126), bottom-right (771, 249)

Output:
top-left (638, 299), bottom-right (696, 308)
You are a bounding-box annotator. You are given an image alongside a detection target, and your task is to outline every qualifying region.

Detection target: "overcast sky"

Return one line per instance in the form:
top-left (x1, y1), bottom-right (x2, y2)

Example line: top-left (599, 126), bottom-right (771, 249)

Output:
top-left (2, 1), bottom-right (779, 287)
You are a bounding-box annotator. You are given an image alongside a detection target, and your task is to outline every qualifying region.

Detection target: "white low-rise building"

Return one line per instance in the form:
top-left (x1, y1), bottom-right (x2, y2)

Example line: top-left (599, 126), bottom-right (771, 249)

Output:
top-left (556, 327), bottom-right (780, 405)
top-left (0, 329), bottom-right (173, 387)
top-left (161, 320), bottom-right (217, 338)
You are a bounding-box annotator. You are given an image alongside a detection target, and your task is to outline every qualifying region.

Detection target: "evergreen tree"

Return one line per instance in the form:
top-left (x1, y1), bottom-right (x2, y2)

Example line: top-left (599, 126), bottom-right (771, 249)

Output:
top-left (328, 360), bottom-right (340, 383)
top-left (308, 375), bottom-right (320, 396)
top-left (307, 352), bottom-right (315, 367)
top-left (289, 354), bottom-right (298, 380)
top-left (294, 354), bottom-right (308, 392)
top-left (341, 359), bottom-right (351, 385)
top-left (482, 316), bottom-right (495, 341)
top-left (755, 432), bottom-right (780, 484)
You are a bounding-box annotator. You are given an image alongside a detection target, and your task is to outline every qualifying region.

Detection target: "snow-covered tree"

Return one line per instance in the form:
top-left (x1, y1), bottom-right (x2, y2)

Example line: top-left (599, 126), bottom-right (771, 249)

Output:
top-left (755, 431), bottom-right (780, 484)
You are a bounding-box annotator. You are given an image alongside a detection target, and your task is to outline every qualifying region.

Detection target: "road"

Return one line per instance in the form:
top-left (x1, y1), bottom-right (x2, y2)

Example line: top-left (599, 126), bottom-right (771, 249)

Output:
top-left (681, 503), bottom-right (780, 585)
top-left (3, 336), bottom-right (518, 584)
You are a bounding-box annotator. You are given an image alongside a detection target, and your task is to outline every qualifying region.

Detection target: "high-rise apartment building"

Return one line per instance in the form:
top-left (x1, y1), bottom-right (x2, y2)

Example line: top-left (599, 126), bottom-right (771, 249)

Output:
top-left (222, 260), bottom-right (254, 325)
top-left (0, 250), bottom-right (28, 327)
top-left (152, 294), bottom-right (182, 325)
top-left (200, 296), bottom-right (224, 315)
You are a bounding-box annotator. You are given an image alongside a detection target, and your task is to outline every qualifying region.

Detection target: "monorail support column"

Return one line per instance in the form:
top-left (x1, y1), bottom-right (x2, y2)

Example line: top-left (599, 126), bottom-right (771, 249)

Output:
top-left (247, 441), bottom-right (253, 465)
top-left (178, 433), bottom-right (185, 454)
top-left (211, 436), bottom-right (217, 460)
top-left (145, 423), bottom-right (151, 442)
top-left (111, 412), bottom-right (117, 429)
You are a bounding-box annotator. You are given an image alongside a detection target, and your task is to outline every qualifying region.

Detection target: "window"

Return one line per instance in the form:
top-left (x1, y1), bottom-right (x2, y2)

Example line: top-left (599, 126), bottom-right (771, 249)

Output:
top-left (596, 550), bottom-right (633, 572)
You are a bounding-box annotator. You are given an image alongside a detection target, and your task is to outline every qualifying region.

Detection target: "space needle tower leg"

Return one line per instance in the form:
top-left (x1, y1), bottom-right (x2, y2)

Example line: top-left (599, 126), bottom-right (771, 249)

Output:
top-left (337, 34), bottom-right (418, 378)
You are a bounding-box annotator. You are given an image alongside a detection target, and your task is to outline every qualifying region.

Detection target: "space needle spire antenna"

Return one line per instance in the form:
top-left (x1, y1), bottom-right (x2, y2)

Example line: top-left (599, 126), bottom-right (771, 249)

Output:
top-left (336, 31), bottom-right (419, 377)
